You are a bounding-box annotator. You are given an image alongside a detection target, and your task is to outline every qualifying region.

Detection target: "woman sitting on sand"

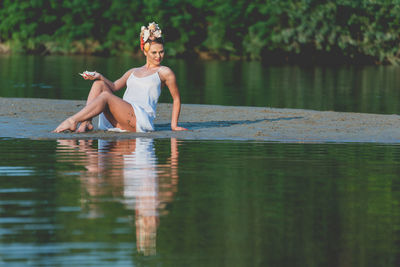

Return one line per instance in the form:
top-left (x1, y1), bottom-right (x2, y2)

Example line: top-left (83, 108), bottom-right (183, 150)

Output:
top-left (54, 22), bottom-right (187, 133)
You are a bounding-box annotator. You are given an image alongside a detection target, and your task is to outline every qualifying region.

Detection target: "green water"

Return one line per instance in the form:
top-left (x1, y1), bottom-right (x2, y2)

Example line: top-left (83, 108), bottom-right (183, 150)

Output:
top-left (1, 138), bottom-right (400, 266)
top-left (1, 55), bottom-right (400, 114)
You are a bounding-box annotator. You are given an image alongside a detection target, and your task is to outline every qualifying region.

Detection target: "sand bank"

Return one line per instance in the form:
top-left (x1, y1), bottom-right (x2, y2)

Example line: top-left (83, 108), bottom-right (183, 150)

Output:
top-left (1, 97), bottom-right (400, 143)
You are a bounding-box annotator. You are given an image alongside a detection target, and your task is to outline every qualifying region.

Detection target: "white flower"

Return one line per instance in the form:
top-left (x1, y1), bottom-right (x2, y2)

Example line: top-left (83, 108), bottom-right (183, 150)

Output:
top-left (140, 22), bottom-right (162, 42)
top-left (143, 29), bottom-right (150, 42)
top-left (148, 22), bottom-right (158, 31)
top-left (153, 30), bottom-right (162, 38)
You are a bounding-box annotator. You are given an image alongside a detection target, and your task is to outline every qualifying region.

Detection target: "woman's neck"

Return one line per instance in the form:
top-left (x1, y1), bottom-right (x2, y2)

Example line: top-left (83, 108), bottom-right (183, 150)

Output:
top-left (144, 62), bottom-right (160, 70)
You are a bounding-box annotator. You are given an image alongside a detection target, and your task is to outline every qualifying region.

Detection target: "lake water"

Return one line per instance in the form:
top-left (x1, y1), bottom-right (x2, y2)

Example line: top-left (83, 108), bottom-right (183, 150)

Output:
top-left (1, 55), bottom-right (400, 266)
top-left (1, 138), bottom-right (400, 266)
top-left (1, 55), bottom-right (400, 114)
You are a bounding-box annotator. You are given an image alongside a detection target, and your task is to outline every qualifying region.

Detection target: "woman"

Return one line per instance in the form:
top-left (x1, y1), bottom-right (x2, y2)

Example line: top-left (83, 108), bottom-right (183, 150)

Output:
top-left (53, 22), bottom-right (187, 133)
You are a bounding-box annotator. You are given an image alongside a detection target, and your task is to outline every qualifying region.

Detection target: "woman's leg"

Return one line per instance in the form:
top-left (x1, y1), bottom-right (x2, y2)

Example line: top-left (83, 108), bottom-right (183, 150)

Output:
top-left (77, 80), bottom-right (114, 132)
top-left (53, 91), bottom-right (136, 133)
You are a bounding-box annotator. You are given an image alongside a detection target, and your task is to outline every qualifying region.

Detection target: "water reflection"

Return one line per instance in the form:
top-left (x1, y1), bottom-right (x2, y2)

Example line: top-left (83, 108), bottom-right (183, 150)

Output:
top-left (56, 138), bottom-right (179, 256)
top-left (3, 139), bottom-right (400, 265)
top-left (2, 55), bottom-right (400, 114)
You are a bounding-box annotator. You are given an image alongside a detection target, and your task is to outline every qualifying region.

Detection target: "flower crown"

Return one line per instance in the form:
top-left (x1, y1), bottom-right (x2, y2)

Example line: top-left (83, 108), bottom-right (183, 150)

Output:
top-left (140, 22), bottom-right (162, 51)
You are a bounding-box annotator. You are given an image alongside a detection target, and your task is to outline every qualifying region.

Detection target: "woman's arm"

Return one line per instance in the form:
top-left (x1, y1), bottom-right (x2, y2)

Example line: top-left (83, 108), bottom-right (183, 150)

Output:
top-left (160, 67), bottom-right (187, 131)
top-left (86, 69), bottom-right (134, 92)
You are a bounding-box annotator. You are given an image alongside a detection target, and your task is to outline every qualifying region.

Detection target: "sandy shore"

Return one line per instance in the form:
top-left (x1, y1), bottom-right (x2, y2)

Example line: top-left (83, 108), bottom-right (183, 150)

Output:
top-left (1, 97), bottom-right (400, 143)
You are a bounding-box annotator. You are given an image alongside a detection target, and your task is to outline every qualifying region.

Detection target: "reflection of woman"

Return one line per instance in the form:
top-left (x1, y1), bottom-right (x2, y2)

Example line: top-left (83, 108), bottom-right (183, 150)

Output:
top-left (56, 138), bottom-right (180, 255)
top-left (121, 138), bottom-right (159, 255)
top-left (54, 22), bottom-right (187, 133)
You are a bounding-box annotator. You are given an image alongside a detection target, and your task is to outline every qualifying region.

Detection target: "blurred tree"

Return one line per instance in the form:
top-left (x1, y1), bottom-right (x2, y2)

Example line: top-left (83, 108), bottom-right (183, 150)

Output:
top-left (0, 0), bottom-right (399, 64)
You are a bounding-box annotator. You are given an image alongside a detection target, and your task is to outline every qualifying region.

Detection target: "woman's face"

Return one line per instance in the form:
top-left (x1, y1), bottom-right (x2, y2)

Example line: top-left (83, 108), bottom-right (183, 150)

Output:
top-left (145, 43), bottom-right (164, 65)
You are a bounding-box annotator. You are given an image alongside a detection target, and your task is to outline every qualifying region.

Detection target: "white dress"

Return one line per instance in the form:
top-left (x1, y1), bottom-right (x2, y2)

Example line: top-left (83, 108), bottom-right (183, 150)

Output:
top-left (98, 70), bottom-right (162, 132)
top-left (121, 138), bottom-right (158, 213)
top-left (97, 138), bottom-right (158, 213)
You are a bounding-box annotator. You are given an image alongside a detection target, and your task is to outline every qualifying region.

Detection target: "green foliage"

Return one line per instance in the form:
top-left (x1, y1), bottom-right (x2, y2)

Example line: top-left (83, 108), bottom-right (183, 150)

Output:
top-left (0, 0), bottom-right (399, 63)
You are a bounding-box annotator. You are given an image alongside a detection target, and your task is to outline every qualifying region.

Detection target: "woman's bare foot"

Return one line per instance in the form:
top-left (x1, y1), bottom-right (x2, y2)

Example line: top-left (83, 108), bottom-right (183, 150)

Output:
top-left (76, 120), bottom-right (94, 133)
top-left (53, 118), bottom-right (78, 133)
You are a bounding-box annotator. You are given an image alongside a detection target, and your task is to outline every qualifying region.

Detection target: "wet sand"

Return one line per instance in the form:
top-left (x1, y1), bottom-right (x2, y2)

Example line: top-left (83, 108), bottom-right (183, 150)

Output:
top-left (1, 97), bottom-right (400, 143)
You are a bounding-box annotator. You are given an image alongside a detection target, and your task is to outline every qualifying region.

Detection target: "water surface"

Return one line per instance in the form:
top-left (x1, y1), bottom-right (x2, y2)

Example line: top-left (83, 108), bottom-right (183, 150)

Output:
top-left (1, 55), bottom-right (400, 114)
top-left (1, 138), bottom-right (400, 266)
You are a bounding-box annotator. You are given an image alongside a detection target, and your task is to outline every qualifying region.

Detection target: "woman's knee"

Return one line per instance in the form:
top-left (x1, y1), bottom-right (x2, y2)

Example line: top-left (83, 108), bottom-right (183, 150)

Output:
top-left (92, 80), bottom-right (109, 91)
top-left (93, 80), bottom-right (106, 86)
top-left (99, 91), bottom-right (113, 98)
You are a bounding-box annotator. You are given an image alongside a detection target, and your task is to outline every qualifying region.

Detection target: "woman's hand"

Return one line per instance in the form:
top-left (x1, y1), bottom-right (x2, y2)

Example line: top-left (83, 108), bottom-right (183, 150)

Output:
top-left (80, 71), bottom-right (101, 80)
top-left (171, 126), bottom-right (188, 131)
top-left (86, 72), bottom-right (102, 80)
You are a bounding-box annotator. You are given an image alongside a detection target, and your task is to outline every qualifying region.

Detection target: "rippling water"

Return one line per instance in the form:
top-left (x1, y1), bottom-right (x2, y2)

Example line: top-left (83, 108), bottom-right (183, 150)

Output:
top-left (1, 138), bottom-right (400, 266)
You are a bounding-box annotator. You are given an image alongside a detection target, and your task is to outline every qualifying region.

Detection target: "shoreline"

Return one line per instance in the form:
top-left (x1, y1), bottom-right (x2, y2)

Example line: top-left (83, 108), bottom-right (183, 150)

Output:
top-left (1, 97), bottom-right (400, 143)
